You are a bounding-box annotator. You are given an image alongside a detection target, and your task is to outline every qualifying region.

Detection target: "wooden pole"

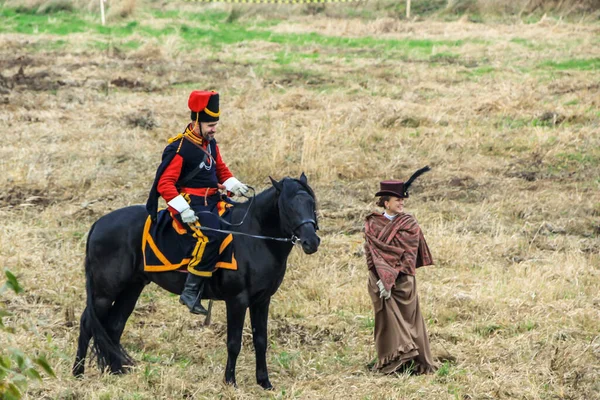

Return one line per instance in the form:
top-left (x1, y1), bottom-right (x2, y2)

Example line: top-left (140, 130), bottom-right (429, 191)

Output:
top-left (406, 0), bottom-right (411, 19)
top-left (100, 0), bottom-right (105, 26)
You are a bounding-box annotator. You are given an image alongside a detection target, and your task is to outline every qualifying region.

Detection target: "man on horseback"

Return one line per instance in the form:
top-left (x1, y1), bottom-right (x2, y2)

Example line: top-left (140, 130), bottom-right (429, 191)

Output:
top-left (146, 90), bottom-right (249, 315)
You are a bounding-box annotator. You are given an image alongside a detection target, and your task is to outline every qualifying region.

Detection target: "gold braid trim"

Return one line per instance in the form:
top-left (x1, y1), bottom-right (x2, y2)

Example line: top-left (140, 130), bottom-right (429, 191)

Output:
top-left (167, 133), bottom-right (183, 144)
top-left (203, 107), bottom-right (220, 117)
top-left (183, 128), bottom-right (204, 146)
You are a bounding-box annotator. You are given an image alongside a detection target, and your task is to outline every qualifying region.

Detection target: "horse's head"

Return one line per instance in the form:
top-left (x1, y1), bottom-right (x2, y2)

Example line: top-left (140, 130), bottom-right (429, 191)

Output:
top-left (270, 173), bottom-right (320, 254)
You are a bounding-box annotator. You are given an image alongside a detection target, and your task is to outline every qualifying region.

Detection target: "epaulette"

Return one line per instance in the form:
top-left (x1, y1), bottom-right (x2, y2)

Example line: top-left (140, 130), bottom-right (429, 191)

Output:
top-left (167, 133), bottom-right (183, 144)
top-left (167, 133), bottom-right (185, 153)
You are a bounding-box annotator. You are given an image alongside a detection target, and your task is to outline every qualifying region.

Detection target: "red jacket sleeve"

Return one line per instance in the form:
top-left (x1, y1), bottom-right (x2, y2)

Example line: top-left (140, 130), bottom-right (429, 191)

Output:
top-left (157, 154), bottom-right (183, 211)
top-left (214, 144), bottom-right (233, 183)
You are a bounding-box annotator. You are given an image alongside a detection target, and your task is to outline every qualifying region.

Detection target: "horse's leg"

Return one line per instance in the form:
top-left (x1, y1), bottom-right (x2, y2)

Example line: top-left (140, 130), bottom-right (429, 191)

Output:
top-left (105, 280), bottom-right (146, 374)
top-left (95, 295), bottom-right (123, 370)
top-left (73, 306), bottom-right (91, 377)
top-left (224, 298), bottom-right (248, 387)
top-left (249, 298), bottom-right (273, 390)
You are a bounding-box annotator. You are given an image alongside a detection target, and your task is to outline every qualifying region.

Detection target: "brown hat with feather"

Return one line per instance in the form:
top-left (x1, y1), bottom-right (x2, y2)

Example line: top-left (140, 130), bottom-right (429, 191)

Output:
top-left (375, 166), bottom-right (431, 198)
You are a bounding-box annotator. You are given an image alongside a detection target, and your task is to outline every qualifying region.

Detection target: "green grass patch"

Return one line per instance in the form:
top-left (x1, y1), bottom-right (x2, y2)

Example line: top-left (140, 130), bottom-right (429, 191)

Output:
top-left (430, 52), bottom-right (460, 64)
top-left (540, 58), bottom-right (600, 71)
top-left (274, 351), bottom-right (298, 370)
top-left (471, 65), bottom-right (495, 75)
top-left (360, 316), bottom-right (375, 330)
top-left (274, 50), bottom-right (320, 66)
top-left (554, 151), bottom-right (600, 168)
top-left (494, 116), bottom-right (529, 130)
top-left (0, 8), bottom-right (88, 34)
top-left (141, 353), bottom-right (162, 363)
top-left (436, 361), bottom-right (452, 377)
top-left (151, 9), bottom-right (230, 22)
top-left (474, 323), bottom-right (503, 337)
top-left (513, 320), bottom-right (537, 333)
top-left (0, 6), bottom-right (466, 59)
top-left (510, 37), bottom-right (539, 48)
top-left (461, 65), bottom-right (495, 78)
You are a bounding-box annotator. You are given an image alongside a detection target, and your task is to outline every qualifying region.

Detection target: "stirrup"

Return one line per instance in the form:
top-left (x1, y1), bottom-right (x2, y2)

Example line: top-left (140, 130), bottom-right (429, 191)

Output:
top-left (189, 297), bottom-right (208, 315)
top-left (180, 291), bottom-right (208, 315)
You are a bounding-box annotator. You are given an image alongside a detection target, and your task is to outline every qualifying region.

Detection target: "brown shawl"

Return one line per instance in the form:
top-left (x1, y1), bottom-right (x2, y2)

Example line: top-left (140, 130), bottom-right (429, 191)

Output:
top-left (364, 213), bottom-right (433, 292)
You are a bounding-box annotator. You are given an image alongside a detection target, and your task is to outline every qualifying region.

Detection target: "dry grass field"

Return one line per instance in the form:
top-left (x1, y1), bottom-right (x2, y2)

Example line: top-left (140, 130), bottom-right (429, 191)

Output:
top-left (1, 1), bottom-right (599, 399)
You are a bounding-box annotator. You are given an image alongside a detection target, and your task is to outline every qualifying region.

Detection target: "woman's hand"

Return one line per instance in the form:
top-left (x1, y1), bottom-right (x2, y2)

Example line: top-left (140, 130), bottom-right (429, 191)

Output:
top-left (376, 280), bottom-right (391, 300)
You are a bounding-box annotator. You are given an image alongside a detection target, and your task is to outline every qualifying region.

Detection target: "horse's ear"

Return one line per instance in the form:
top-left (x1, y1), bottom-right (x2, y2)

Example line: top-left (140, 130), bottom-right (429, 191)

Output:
top-left (269, 176), bottom-right (283, 192)
top-left (299, 172), bottom-right (308, 184)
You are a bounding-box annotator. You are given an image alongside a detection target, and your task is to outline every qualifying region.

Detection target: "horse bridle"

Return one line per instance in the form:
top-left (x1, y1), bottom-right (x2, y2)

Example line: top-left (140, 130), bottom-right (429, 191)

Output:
top-left (192, 185), bottom-right (319, 244)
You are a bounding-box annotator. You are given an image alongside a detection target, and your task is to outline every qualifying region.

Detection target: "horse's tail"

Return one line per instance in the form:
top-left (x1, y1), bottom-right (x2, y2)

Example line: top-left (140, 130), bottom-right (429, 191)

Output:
top-left (84, 222), bottom-right (134, 373)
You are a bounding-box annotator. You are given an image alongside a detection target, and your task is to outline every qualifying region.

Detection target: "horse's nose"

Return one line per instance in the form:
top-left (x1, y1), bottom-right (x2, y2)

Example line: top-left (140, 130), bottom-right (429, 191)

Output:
top-left (301, 235), bottom-right (320, 254)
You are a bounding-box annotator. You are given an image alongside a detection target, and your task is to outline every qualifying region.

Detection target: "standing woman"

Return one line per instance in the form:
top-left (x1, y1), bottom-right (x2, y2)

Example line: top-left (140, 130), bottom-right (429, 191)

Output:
top-left (364, 166), bottom-right (437, 374)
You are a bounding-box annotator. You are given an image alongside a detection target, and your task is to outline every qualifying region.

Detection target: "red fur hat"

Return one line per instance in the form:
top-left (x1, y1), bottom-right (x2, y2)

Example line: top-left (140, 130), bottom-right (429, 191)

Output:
top-left (188, 90), bottom-right (220, 122)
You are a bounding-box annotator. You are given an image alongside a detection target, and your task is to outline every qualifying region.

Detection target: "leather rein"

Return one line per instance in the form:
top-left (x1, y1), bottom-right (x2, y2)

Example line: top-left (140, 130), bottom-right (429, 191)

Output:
top-left (191, 186), bottom-right (318, 244)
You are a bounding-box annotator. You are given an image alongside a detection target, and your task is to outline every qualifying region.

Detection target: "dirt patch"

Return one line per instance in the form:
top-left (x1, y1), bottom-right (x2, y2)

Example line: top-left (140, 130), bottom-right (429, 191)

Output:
top-left (264, 71), bottom-right (334, 88)
top-left (549, 82), bottom-right (600, 95)
top-left (271, 319), bottom-right (344, 346)
top-left (1, 65), bottom-right (65, 92)
top-left (111, 77), bottom-right (146, 89)
top-left (380, 115), bottom-right (425, 128)
top-left (0, 54), bottom-right (37, 70)
top-left (0, 185), bottom-right (71, 209)
top-left (125, 108), bottom-right (159, 130)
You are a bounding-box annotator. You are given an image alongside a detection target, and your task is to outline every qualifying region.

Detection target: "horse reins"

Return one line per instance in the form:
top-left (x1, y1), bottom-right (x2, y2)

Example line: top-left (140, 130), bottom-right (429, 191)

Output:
top-left (190, 186), bottom-right (318, 244)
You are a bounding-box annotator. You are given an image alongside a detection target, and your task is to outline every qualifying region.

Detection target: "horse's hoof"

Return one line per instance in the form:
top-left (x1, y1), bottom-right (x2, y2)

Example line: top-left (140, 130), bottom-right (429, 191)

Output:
top-left (257, 376), bottom-right (274, 390)
top-left (72, 363), bottom-right (85, 378)
top-left (73, 370), bottom-right (85, 379)
top-left (224, 378), bottom-right (237, 388)
top-left (110, 364), bottom-right (133, 375)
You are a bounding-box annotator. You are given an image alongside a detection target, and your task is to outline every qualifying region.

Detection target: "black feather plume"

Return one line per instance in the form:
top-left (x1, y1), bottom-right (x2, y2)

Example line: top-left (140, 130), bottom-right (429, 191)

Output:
top-left (404, 166), bottom-right (431, 192)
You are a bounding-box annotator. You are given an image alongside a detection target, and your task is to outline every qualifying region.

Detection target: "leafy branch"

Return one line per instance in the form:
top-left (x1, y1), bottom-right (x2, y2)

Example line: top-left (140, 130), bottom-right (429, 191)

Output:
top-left (1, 269), bottom-right (55, 400)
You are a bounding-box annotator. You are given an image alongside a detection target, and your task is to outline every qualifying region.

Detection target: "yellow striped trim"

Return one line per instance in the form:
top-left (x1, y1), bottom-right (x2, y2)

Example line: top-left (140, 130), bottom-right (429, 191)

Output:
top-left (145, 259), bottom-right (191, 272)
top-left (172, 219), bottom-right (187, 235)
top-left (204, 107), bottom-right (220, 117)
top-left (142, 216), bottom-right (192, 271)
top-left (184, 129), bottom-right (204, 145)
top-left (216, 200), bottom-right (232, 216)
top-left (142, 215), bottom-right (237, 273)
top-left (216, 253), bottom-right (237, 270)
top-left (219, 234), bottom-right (233, 254)
top-left (188, 268), bottom-right (213, 277)
top-left (188, 220), bottom-right (209, 269)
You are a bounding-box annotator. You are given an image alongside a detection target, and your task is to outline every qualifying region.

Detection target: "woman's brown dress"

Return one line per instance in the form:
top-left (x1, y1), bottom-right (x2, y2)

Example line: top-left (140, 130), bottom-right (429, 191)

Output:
top-left (364, 212), bottom-right (437, 374)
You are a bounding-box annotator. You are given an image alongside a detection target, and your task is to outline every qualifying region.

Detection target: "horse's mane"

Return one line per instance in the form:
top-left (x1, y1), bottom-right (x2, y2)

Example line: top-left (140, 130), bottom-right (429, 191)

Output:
top-left (233, 177), bottom-right (317, 223)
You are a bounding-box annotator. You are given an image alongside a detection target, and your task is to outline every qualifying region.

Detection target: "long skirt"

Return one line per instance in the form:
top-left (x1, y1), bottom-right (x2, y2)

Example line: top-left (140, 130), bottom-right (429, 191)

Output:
top-left (368, 270), bottom-right (437, 374)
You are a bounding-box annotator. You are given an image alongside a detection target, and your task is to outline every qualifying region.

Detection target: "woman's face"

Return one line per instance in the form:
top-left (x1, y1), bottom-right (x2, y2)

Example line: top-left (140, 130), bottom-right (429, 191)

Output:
top-left (384, 196), bottom-right (404, 215)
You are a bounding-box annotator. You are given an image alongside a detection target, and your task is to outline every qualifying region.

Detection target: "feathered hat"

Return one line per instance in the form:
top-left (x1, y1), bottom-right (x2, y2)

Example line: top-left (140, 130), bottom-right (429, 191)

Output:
top-left (375, 166), bottom-right (431, 198)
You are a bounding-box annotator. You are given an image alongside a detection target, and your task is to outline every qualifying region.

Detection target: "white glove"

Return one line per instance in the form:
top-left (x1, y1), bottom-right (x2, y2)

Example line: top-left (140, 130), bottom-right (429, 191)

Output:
top-left (167, 195), bottom-right (197, 223)
top-left (180, 208), bottom-right (198, 224)
top-left (376, 279), bottom-right (392, 300)
top-left (223, 177), bottom-right (249, 196)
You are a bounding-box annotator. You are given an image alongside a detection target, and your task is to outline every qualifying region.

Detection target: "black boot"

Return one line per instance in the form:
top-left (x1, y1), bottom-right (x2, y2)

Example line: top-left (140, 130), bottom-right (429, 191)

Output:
top-left (179, 273), bottom-right (208, 315)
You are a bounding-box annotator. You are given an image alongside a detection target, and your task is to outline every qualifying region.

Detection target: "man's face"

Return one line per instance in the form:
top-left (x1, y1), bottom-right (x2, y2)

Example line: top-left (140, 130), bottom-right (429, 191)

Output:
top-left (195, 121), bottom-right (218, 141)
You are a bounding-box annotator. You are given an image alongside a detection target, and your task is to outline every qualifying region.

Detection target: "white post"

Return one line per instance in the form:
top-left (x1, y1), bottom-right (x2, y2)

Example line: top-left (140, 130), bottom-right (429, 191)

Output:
top-left (406, 0), bottom-right (411, 19)
top-left (100, 0), bottom-right (106, 26)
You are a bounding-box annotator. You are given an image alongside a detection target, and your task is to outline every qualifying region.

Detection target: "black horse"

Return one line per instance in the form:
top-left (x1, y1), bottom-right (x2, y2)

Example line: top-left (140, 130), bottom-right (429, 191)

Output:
top-left (72, 174), bottom-right (320, 389)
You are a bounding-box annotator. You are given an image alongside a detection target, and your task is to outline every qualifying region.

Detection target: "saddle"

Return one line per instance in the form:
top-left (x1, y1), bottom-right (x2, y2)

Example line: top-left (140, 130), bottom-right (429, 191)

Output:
top-left (142, 204), bottom-right (237, 273)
